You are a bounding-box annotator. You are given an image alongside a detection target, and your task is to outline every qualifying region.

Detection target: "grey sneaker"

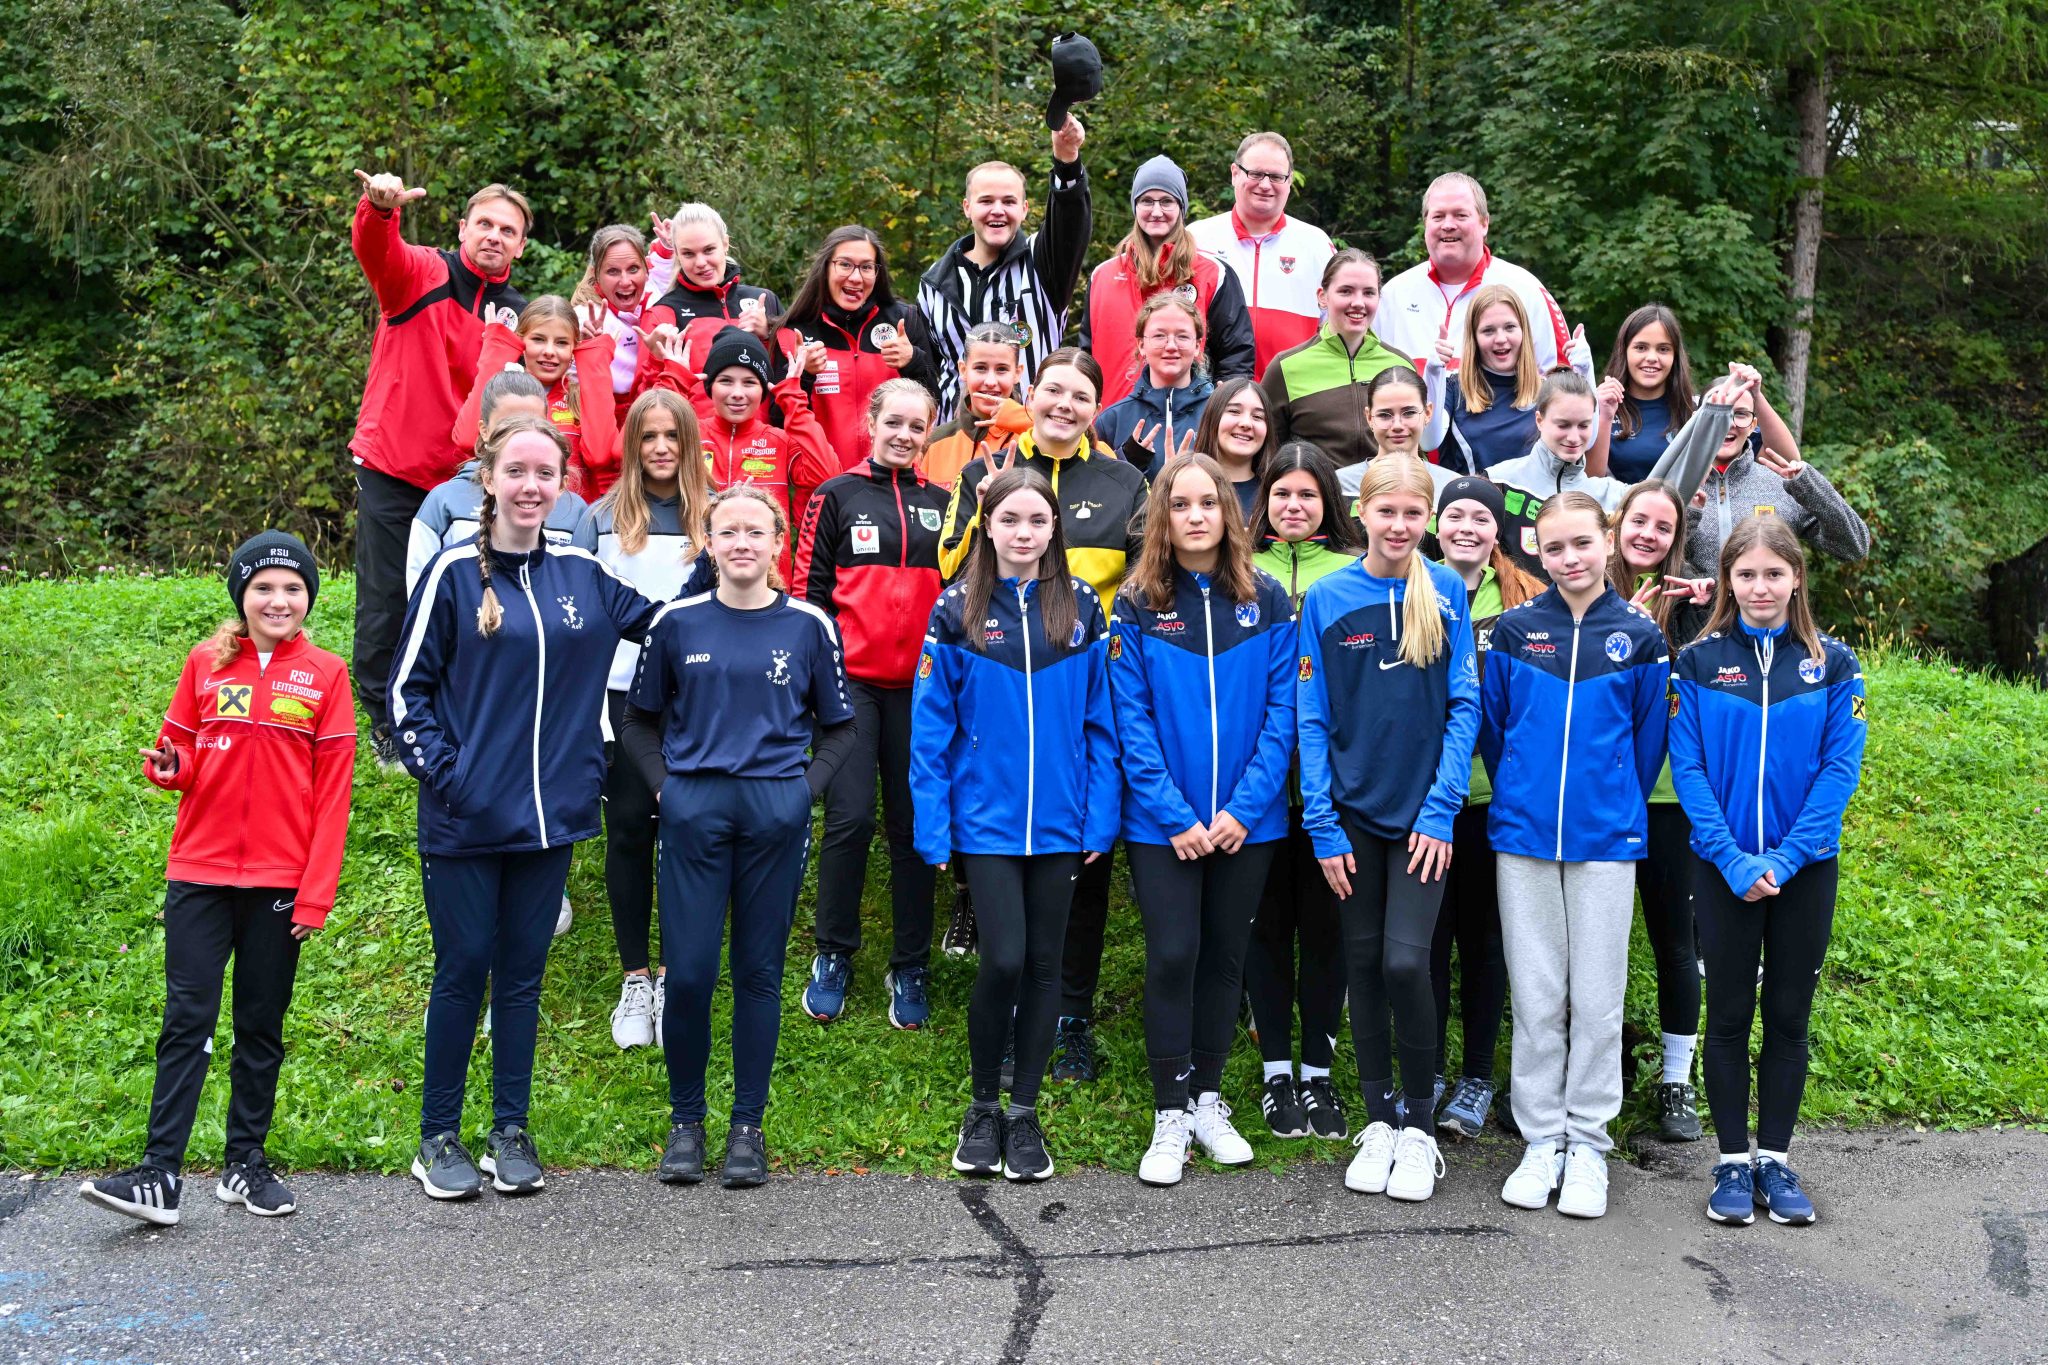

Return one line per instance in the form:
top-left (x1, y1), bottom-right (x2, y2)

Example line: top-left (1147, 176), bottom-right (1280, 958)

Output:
top-left (412, 1132), bottom-right (482, 1201)
top-left (480, 1126), bottom-right (545, 1195)
top-left (1658, 1083), bottom-right (1704, 1142)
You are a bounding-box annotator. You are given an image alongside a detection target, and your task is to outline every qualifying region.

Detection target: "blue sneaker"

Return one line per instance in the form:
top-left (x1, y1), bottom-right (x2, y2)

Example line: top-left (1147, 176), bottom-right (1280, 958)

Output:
top-left (1437, 1075), bottom-right (1495, 1140)
top-left (1753, 1157), bottom-right (1816, 1225)
top-left (803, 952), bottom-right (852, 1022)
top-left (1707, 1160), bottom-right (1756, 1225)
top-left (884, 966), bottom-right (930, 1030)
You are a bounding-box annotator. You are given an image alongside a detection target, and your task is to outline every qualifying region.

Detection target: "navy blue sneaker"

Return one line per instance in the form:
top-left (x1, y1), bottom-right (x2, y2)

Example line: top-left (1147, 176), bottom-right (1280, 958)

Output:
top-left (802, 952), bottom-right (852, 1022)
top-left (1707, 1160), bottom-right (1756, 1225)
top-left (885, 966), bottom-right (931, 1030)
top-left (1437, 1075), bottom-right (1495, 1140)
top-left (1753, 1157), bottom-right (1816, 1225)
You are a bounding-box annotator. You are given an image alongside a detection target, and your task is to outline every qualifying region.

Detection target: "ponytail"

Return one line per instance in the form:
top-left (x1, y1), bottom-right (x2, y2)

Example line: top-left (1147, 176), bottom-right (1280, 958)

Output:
top-left (1355, 455), bottom-right (1447, 667)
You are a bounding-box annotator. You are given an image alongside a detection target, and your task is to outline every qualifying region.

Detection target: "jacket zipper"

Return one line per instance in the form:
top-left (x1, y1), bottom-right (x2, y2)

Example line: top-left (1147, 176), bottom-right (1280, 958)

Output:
top-left (517, 562), bottom-right (551, 848)
top-left (1754, 632), bottom-right (1774, 853)
top-left (234, 648), bottom-right (260, 881)
top-left (892, 472), bottom-right (909, 568)
top-left (1201, 581), bottom-right (1219, 820)
top-left (1555, 612), bottom-right (1584, 861)
top-left (1018, 582), bottom-right (1037, 857)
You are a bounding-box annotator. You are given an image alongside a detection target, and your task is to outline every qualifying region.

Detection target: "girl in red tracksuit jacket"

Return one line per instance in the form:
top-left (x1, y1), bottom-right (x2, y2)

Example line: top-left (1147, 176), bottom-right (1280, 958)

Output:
top-left (772, 225), bottom-right (940, 473)
top-left (792, 378), bottom-right (950, 1028)
top-left (451, 296), bottom-right (620, 493)
top-left (652, 325), bottom-right (835, 583)
top-left (79, 533), bottom-right (355, 1229)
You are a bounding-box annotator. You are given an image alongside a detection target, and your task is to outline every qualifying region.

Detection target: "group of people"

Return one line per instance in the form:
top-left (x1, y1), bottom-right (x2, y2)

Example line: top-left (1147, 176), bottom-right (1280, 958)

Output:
top-left (80, 119), bottom-right (1874, 1236)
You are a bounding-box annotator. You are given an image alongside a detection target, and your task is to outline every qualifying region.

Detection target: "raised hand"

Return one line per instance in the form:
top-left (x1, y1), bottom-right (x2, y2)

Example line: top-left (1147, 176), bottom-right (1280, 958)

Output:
top-left (790, 338), bottom-right (828, 377)
top-left (1597, 374), bottom-right (1626, 414)
top-left (1756, 446), bottom-right (1806, 481)
top-left (353, 169), bottom-right (426, 212)
top-left (876, 327), bottom-right (914, 369)
top-left (137, 742), bottom-right (178, 779)
top-left (736, 295), bottom-right (772, 342)
top-left (576, 299), bottom-right (607, 342)
top-left (648, 210), bottom-right (675, 253)
top-left (1052, 114), bottom-right (1086, 163)
top-left (483, 303), bottom-right (520, 330)
top-left (1433, 334), bottom-right (1458, 369)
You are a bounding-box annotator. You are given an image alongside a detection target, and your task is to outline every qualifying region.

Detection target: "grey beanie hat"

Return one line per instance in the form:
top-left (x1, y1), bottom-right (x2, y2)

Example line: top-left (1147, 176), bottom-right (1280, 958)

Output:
top-left (1130, 155), bottom-right (1189, 213)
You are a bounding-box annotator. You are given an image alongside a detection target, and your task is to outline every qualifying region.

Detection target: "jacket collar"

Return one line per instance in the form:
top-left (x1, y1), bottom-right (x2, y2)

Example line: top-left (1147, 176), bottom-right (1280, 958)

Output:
top-left (863, 457), bottom-right (924, 486)
top-left (1016, 431), bottom-right (1095, 464)
top-left (1228, 209), bottom-right (1288, 244)
top-left (456, 246), bottom-right (513, 287)
top-left (1129, 369), bottom-right (1215, 411)
top-left (236, 632), bottom-right (309, 662)
top-left (1739, 617), bottom-right (1789, 644)
top-left (484, 540), bottom-right (549, 573)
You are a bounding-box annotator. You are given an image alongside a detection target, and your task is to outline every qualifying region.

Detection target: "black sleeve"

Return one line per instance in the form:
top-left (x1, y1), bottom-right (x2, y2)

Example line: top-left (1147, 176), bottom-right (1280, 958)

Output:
top-left (1033, 158), bottom-right (1093, 317)
top-left (804, 718), bottom-right (858, 797)
top-left (620, 703), bottom-right (668, 799)
top-left (1207, 268), bottom-right (1257, 383)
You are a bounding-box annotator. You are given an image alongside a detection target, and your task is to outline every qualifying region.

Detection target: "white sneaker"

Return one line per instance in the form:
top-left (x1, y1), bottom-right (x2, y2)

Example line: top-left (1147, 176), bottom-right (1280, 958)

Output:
top-left (1187, 1095), bottom-right (1255, 1166)
top-left (1344, 1121), bottom-right (1398, 1193)
top-left (1386, 1128), bottom-right (1445, 1202)
top-left (610, 974), bottom-right (656, 1049)
top-left (651, 971), bottom-right (666, 1044)
top-left (1501, 1140), bottom-right (1565, 1209)
top-left (1556, 1143), bottom-right (1609, 1219)
top-left (554, 896), bottom-right (573, 938)
top-left (1138, 1109), bottom-right (1191, 1186)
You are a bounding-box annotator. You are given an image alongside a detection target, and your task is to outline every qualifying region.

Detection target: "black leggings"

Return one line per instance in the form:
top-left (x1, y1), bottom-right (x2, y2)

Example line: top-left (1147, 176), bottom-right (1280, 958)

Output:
top-left (605, 690), bottom-right (660, 973)
top-left (1128, 840), bottom-right (1279, 1110)
top-left (959, 852), bottom-right (1082, 1109)
top-left (1638, 803), bottom-right (1701, 1039)
top-left (1244, 807), bottom-right (1344, 1069)
top-left (1430, 803), bottom-right (1506, 1082)
top-left (1059, 852), bottom-right (1114, 1017)
top-left (1694, 854), bottom-right (1838, 1155)
top-left (1337, 819), bottom-right (1447, 1130)
top-left (814, 680), bottom-right (936, 971)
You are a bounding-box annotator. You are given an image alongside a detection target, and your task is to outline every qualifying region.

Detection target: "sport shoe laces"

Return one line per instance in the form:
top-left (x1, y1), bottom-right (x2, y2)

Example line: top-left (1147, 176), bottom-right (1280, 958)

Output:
top-left (896, 967), bottom-right (930, 1005)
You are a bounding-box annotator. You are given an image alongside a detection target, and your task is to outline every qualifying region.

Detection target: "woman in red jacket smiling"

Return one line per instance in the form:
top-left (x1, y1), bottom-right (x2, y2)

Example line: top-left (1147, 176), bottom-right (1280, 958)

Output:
top-left (80, 533), bottom-right (355, 1228)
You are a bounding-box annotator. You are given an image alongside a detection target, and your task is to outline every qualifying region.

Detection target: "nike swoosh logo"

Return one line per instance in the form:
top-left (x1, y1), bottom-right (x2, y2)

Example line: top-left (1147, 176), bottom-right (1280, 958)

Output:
top-left (271, 899), bottom-right (295, 914)
top-left (1378, 659), bottom-right (1407, 670)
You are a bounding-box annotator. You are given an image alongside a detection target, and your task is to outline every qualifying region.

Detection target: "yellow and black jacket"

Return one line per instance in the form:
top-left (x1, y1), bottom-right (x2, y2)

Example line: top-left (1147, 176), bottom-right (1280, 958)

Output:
top-left (938, 432), bottom-right (1148, 599)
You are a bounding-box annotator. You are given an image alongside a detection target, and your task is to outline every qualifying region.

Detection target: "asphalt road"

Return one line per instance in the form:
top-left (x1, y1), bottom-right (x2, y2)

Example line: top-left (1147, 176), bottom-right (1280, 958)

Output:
top-left (3, 1127), bottom-right (2044, 1364)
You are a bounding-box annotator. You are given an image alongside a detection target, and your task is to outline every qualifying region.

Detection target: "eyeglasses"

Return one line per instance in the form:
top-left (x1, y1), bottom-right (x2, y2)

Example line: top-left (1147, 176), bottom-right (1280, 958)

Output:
top-left (712, 526), bottom-right (776, 544)
top-left (1234, 165), bottom-right (1290, 187)
top-left (1134, 195), bottom-right (1181, 212)
top-left (1729, 411), bottom-right (1757, 428)
top-left (830, 259), bottom-right (879, 277)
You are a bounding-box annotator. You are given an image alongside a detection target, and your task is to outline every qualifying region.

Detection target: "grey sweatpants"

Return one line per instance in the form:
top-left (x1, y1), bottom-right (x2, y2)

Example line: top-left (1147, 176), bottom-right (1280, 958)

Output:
top-left (1496, 854), bottom-right (1636, 1153)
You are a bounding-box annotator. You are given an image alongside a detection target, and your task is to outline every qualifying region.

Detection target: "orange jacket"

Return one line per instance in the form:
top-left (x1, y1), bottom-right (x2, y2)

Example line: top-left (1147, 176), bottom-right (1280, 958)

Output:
top-left (917, 400), bottom-right (1032, 490)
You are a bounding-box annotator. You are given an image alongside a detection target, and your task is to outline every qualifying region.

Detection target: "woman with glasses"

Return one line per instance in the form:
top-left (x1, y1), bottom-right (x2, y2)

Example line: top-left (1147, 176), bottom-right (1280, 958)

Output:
top-left (775, 226), bottom-right (940, 473)
top-left (1683, 362), bottom-right (1869, 573)
top-left (1078, 154), bottom-right (1254, 410)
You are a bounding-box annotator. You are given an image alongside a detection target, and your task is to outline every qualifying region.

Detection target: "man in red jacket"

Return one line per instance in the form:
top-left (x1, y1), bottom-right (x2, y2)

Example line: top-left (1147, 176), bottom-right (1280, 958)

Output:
top-left (349, 169), bottom-right (530, 765)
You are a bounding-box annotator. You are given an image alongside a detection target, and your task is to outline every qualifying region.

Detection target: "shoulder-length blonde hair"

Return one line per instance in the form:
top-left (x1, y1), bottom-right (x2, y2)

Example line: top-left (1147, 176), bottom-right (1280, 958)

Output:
top-left (1126, 452), bottom-right (1257, 611)
top-left (514, 295), bottom-right (582, 422)
top-left (1456, 284), bottom-right (1540, 415)
top-left (598, 388), bottom-right (708, 557)
top-left (1355, 456), bottom-right (1447, 668)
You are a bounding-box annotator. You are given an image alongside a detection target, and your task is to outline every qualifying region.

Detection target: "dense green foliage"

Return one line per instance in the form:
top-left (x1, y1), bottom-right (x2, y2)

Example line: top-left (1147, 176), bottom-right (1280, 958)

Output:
top-left (1, 576), bottom-right (2041, 1174)
top-left (2, 0), bottom-right (2045, 659)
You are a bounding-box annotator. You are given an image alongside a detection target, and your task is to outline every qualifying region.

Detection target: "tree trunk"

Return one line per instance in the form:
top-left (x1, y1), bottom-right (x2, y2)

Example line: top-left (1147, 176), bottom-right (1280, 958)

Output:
top-left (1779, 57), bottom-right (1828, 442)
top-left (1987, 533), bottom-right (2048, 690)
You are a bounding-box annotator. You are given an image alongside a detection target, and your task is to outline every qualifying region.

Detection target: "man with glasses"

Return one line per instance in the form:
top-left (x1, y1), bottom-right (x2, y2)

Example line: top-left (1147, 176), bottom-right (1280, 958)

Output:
top-left (1376, 172), bottom-right (1571, 378)
top-left (1189, 132), bottom-right (1333, 379)
top-left (918, 116), bottom-right (1093, 416)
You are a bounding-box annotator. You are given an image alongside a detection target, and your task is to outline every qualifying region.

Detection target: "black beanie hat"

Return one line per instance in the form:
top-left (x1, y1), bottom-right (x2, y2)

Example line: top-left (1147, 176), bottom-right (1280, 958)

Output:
top-left (226, 530), bottom-right (319, 618)
top-left (1436, 475), bottom-right (1507, 526)
top-left (703, 326), bottom-right (774, 392)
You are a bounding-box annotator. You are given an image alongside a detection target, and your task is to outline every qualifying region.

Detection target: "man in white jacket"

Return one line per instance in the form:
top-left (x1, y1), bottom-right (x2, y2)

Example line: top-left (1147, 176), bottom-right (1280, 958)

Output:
top-left (1376, 173), bottom-right (1571, 377)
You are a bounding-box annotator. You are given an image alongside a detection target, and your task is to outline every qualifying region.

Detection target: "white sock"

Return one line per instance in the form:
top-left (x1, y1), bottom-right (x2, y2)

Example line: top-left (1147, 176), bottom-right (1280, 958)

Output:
top-left (1756, 1147), bottom-right (1790, 1168)
top-left (1194, 1090), bottom-right (1220, 1110)
top-left (1660, 1033), bottom-right (1697, 1085)
top-left (1300, 1064), bottom-right (1331, 1082)
top-left (1263, 1060), bottom-right (1293, 1082)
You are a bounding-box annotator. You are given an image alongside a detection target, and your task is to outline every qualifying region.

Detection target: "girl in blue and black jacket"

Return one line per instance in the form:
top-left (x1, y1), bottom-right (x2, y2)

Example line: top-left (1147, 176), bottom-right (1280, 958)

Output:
top-left (1111, 452), bottom-right (1297, 1187)
top-left (1669, 516), bottom-right (1865, 1229)
top-left (910, 465), bottom-right (1119, 1184)
top-left (1478, 490), bottom-right (1669, 1222)
top-left (391, 414), bottom-right (667, 1203)
top-left (620, 484), bottom-right (857, 1192)
top-left (1298, 455), bottom-right (1479, 1205)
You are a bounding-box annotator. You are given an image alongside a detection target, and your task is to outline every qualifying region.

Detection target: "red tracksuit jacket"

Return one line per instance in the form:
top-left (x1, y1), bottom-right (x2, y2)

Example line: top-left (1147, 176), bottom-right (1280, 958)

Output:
top-left (450, 322), bottom-right (621, 496)
top-left (794, 459), bottom-right (948, 686)
top-left (350, 198), bottom-right (527, 492)
top-left (147, 634), bottom-right (357, 927)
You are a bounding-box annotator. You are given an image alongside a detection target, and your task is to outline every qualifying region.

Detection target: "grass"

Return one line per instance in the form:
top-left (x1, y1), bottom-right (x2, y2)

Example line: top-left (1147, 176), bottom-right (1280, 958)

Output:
top-left (1, 574), bottom-right (2042, 1176)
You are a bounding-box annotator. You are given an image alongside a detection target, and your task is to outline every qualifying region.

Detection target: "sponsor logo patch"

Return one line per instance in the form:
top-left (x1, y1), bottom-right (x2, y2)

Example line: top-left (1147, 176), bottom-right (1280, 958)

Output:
top-left (216, 684), bottom-right (252, 718)
top-left (269, 695), bottom-right (315, 729)
top-left (1523, 641), bottom-right (1556, 656)
top-left (1520, 527), bottom-right (1539, 556)
top-left (1713, 666), bottom-right (1748, 686)
top-left (1298, 655), bottom-right (1313, 682)
top-left (1851, 694), bottom-right (1867, 722)
top-left (1339, 632), bottom-right (1375, 649)
top-left (851, 523), bottom-right (881, 555)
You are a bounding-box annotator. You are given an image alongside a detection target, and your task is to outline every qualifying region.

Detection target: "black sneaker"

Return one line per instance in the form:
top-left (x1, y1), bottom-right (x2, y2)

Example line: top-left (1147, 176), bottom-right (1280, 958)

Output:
top-left (1261, 1075), bottom-right (1310, 1139)
top-left (722, 1124), bottom-right (768, 1188)
top-left (658, 1121), bottom-right (707, 1184)
top-left (1658, 1082), bottom-right (1704, 1142)
top-left (480, 1125), bottom-right (546, 1195)
top-left (1300, 1076), bottom-right (1349, 1140)
top-left (1001, 1109), bottom-right (1055, 1181)
top-left (952, 1102), bottom-right (1005, 1177)
top-left (79, 1165), bottom-right (181, 1226)
top-left (941, 888), bottom-right (978, 956)
top-left (412, 1132), bottom-right (482, 1201)
top-left (215, 1156), bottom-right (296, 1217)
top-left (1050, 1017), bottom-right (1098, 1083)
top-left (370, 725), bottom-right (404, 774)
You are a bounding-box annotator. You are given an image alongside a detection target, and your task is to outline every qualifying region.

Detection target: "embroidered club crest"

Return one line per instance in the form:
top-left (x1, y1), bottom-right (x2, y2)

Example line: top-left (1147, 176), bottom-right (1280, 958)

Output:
top-left (1798, 657), bottom-right (1825, 684)
top-left (1279, 256), bottom-right (1297, 274)
top-left (1604, 631), bottom-right (1632, 663)
top-left (1235, 602), bottom-right (1259, 629)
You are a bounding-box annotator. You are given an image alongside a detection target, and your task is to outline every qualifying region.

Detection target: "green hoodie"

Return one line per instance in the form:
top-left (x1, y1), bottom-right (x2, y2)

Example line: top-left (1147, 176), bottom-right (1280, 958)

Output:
top-left (1263, 325), bottom-right (1412, 468)
top-left (1254, 534), bottom-right (1358, 608)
